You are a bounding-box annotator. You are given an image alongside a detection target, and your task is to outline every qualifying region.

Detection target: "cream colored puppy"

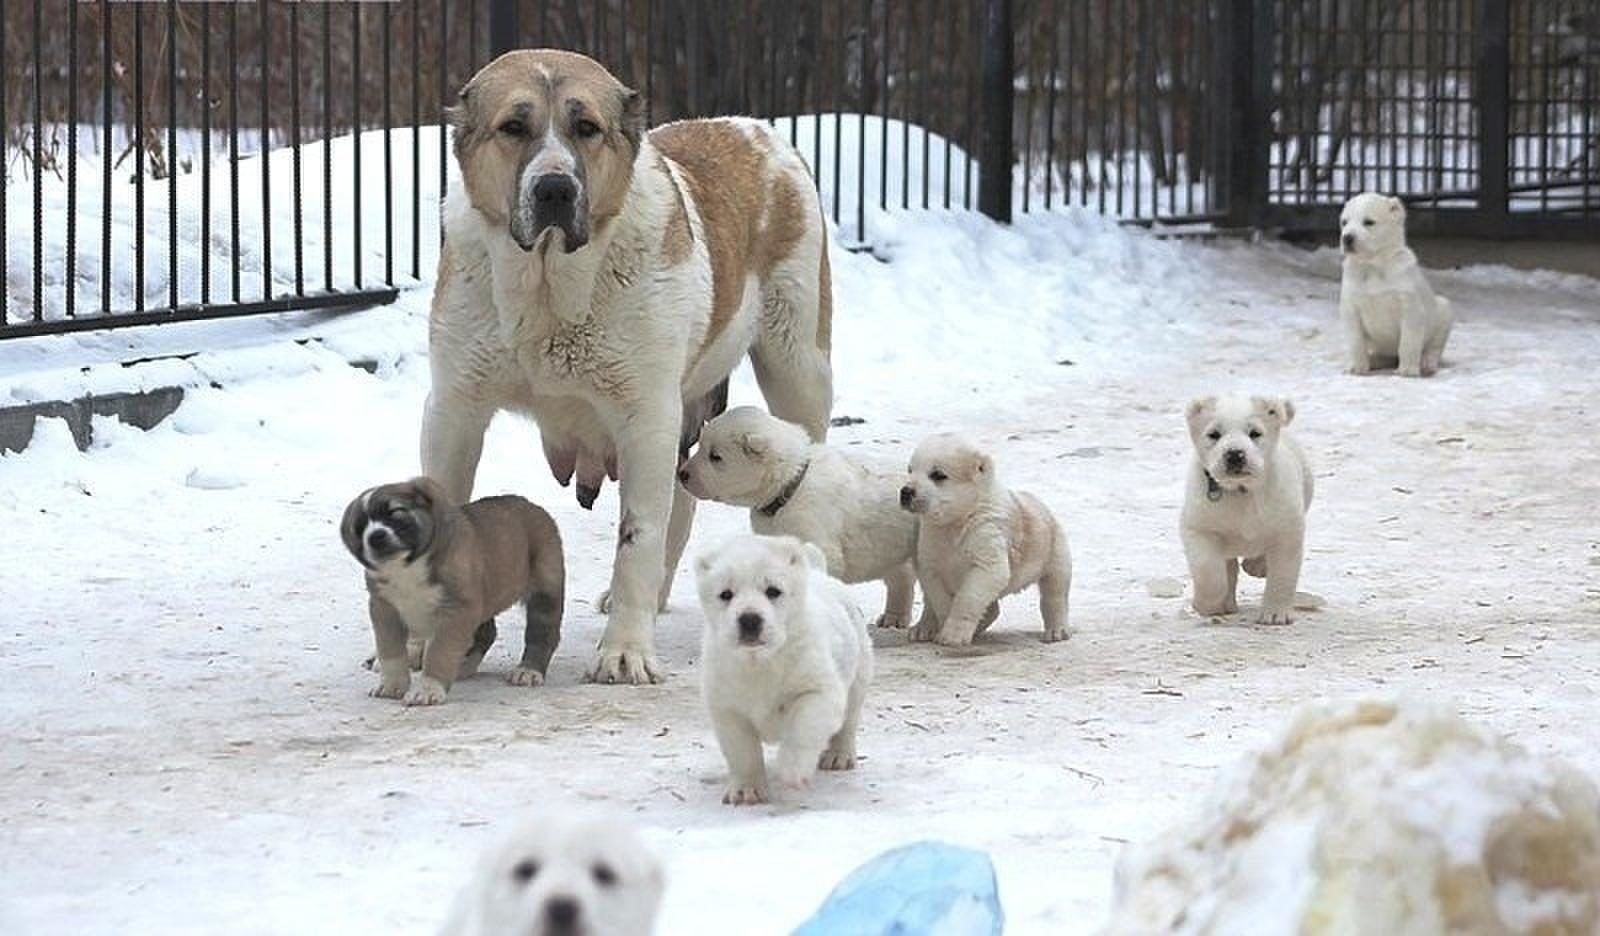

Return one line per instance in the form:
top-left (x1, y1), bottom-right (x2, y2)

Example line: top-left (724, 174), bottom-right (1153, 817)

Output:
top-left (1180, 396), bottom-right (1314, 626)
top-left (1339, 192), bottom-right (1453, 377)
top-left (678, 406), bottom-right (919, 629)
top-left (695, 534), bottom-right (873, 806)
top-left (439, 811), bottom-right (664, 936)
top-left (899, 433), bottom-right (1072, 647)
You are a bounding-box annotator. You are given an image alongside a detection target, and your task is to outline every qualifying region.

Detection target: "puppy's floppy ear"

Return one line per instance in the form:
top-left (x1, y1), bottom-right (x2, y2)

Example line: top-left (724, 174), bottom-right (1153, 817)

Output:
top-left (340, 490), bottom-right (373, 566)
top-left (409, 475), bottom-right (454, 510)
top-left (693, 552), bottom-right (716, 578)
top-left (736, 431), bottom-right (769, 459)
top-left (1252, 396), bottom-right (1294, 426)
top-left (1388, 195), bottom-right (1405, 217)
top-left (1186, 395), bottom-right (1217, 429)
top-left (972, 451), bottom-right (993, 479)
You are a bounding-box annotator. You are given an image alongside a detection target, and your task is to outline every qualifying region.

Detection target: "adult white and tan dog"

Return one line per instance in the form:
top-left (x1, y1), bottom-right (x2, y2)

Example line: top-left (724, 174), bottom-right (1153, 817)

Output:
top-left (423, 50), bottom-right (834, 685)
top-left (1180, 396), bottom-right (1313, 626)
top-left (1338, 192), bottom-right (1453, 377)
top-left (677, 405), bottom-right (919, 629)
top-left (695, 534), bottom-right (873, 806)
top-left (439, 811), bottom-right (664, 936)
top-left (899, 433), bottom-right (1072, 647)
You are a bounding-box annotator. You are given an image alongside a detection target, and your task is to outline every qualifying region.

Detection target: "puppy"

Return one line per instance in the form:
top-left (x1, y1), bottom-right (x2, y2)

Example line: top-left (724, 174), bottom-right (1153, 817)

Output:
top-left (1180, 396), bottom-right (1314, 626)
top-left (678, 406), bottom-right (919, 629)
top-left (1338, 192), bottom-right (1454, 377)
top-left (695, 534), bottom-right (873, 805)
top-left (439, 811), bottom-right (664, 936)
top-left (899, 433), bottom-right (1071, 647)
top-left (341, 477), bottom-right (565, 705)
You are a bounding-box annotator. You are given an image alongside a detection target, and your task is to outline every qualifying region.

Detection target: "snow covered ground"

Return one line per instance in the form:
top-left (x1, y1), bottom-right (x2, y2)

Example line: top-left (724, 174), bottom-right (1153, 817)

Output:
top-left (3, 149), bottom-right (1600, 934)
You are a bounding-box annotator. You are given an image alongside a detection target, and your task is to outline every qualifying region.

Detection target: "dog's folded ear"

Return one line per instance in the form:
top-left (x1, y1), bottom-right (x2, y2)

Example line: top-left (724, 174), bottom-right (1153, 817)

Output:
top-left (620, 87), bottom-right (646, 150)
top-left (737, 432), bottom-right (769, 459)
top-left (1388, 195), bottom-right (1405, 217)
top-left (1253, 396), bottom-right (1295, 426)
top-left (340, 490), bottom-right (372, 566)
top-left (1186, 395), bottom-right (1217, 427)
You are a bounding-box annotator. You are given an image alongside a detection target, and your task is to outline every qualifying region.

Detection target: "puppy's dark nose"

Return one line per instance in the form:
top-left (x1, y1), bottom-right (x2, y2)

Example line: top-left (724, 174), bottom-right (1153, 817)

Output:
top-left (533, 174), bottom-right (578, 209)
top-left (1224, 448), bottom-right (1247, 471)
top-left (544, 896), bottom-right (580, 929)
top-left (1341, 232), bottom-right (1356, 250)
top-left (677, 467), bottom-right (691, 483)
top-left (899, 486), bottom-right (914, 507)
top-left (737, 612), bottom-right (763, 641)
top-left (365, 528), bottom-right (392, 549)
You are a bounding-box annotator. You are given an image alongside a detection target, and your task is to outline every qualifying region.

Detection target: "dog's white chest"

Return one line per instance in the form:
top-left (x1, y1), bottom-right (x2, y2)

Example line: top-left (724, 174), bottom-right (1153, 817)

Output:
top-left (368, 559), bottom-right (446, 635)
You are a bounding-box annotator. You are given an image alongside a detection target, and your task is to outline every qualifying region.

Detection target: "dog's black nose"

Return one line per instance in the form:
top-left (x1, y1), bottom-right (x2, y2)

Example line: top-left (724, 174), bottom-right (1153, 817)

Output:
top-left (533, 174), bottom-right (578, 208)
top-left (898, 486), bottom-right (914, 507)
top-left (1224, 448), bottom-right (1247, 470)
top-left (545, 896), bottom-right (580, 928)
top-left (737, 612), bottom-right (763, 641)
top-left (1341, 232), bottom-right (1356, 249)
top-left (365, 528), bottom-right (392, 548)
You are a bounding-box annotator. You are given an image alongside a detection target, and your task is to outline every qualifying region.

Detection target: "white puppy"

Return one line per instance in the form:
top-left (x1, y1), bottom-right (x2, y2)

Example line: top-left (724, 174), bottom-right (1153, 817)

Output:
top-left (439, 811), bottom-right (664, 936)
top-left (1338, 192), bottom-right (1454, 377)
top-left (678, 406), bottom-right (919, 629)
top-left (899, 433), bottom-right (1072, 647)
top-left (695, 534), bottom-right (873, 806)
top-left (1180, 396), bottom-right (1314, 626)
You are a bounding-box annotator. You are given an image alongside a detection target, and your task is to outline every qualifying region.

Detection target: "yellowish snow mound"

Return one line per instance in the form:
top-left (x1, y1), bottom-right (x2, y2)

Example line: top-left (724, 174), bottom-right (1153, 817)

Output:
top-left (1104, 698), bottom-right (1600, 936)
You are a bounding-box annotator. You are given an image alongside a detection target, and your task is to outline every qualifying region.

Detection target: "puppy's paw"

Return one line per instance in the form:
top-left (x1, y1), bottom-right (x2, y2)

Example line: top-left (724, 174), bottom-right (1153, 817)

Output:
top-left (402, 677), bottom-right (449, 706)
top-left (774, 764), bottom-right (815, 791)
top-left (818, 747), bottom-right (857, 771)
top-left (908, 617), bottom-right (940, 642)
top-left (1346, 360), bottom-right (1371, 376)
top-left (369, 679), bottom-right (408, 700)
top-left (874, 611), bottom-right (910, 629)
top-left (1398, 364), bottom-right (1423, 378)
top-left (1241, 556), bottom-right (1267, 578)
top-left (1041, 624), bottom-right (1070, 643)
top-left (934, 622), bottom-right (978, 647)
top-left (507, 666), bottom-right (545, 687)
top-left (1193, 597), bottom-right (1239, 617)
top-left (722, 783), bottom-right (769, 806)
top-left (586, 645), bottom-right (662, 685)
top-left (1256, 606), bottom-right (1295, 626)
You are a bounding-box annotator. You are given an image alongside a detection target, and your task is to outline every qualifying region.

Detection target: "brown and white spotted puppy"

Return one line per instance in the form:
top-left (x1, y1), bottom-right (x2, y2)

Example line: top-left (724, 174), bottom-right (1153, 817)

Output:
top-left (340, 477), bottom-right (566, 705)
top-left (422, 49), bottom-right (834, 685)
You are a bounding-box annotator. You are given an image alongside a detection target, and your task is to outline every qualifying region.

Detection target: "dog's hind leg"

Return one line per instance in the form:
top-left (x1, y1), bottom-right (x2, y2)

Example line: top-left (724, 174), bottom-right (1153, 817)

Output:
top-left (513, 516), bottom-right (568, 687)
top-left (1039, 558), bottom-right (1072, 644)
top-left (876, 562), bottom-right (916, 629)
top-left (751, 251), bottom-right (834, 442)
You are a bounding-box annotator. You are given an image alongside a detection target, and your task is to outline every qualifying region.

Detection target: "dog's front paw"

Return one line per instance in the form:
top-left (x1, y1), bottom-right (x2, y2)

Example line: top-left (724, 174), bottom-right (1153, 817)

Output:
top-left (1346, 359), bottom-right (1371, 376)
top-left (722, 782), bottom-right (769, 806)
top-left (587, 645), bottom-right (661, 685)
top-left (874, 610), bottom-right (910, 629)
top-left (934, 621), bottom-right (978, 647)
top-left (774, 763), bottom-right (815, 791)
top-left (369, 679), bottom-right (408, 700)
top-left (507, 666), bottom-right (545, 687)
top-left (818, 747), bottom-right (857, 771)
top-left (402, 676), bottom-right (449, 706)
top-left (1041, 624), bottom-right (1070, 643)
top-left (1398, 363), bottom-right (1423, 378)
top-left (1256, 606), bottom-right (1295, 626)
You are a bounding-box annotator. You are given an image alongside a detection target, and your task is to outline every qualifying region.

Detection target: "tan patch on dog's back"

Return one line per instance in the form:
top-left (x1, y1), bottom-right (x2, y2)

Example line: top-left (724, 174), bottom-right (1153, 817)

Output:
top-left (650, 120), bottom-right (820, 350)
top-left (657, 151), bottom-right (694, 266)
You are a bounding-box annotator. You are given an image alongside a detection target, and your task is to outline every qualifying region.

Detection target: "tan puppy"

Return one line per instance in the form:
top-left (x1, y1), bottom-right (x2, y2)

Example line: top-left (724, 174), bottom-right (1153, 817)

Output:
top-left (439, 810), bottom-right (664, 936)
top-left (1180, 396), bottom-right (1313, 625)
top-left (1339, 192), bottom-right (1453, 377)
top-left (423, 50), bottom-right (834, 685)
top-left (899, 434), bottom-right (1072, 647)
top-left (678, 405), bottom-right (919, 628)
top-left (341, 477), bottom-right (565, 705)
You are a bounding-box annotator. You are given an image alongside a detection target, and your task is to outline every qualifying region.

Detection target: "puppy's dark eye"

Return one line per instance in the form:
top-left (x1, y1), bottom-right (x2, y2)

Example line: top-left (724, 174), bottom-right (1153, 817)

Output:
top-left (1206, 430), bottom-right (1222, 441)
top-left (929, 470), bottom-right (948, 483)
top-left (592, 862), bottom-right (618, 887)
top-left (574, 118), bottom-right (602, 139)
top-left (511, 859), bottom-right (539, 884)
top-left (498, 119), bottom-right (528, 137)
top-left (765, 586), bottom-right (783, 600)
top-left (1362, 218), bottom-right (1375, 228)
top-left (708, 450), bottom-right (722, 463)
top-left (718, 589), bottom-right (734, 603)
top-left (1248, 428), bottom-right (1263, 440)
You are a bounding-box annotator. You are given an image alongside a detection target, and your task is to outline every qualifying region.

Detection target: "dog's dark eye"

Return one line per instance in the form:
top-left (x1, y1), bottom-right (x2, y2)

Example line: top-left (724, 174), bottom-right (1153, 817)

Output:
top-left (708, 450), bottom-right (722, 463)
top-left (498, 119), bottom-right (528, 138)
top-left (765, 586), bottom-right (783, 600)
top-left (1362, 218), bottom-right (1375, 228)
top-left (592, 862), bottom-right (618, 887)
top-left (573, 118), bottom-right (602, 139)
top-left (718, 589), bottom-right (734, 603)
top-left (511, 859), bottom-right (539, 884)
top-left (1248, 429), bottom-right (1263, 440)
top-left (1206, 430), bottom-right (1222, 441)
top-left (929, 470), bottom-right (947, 483)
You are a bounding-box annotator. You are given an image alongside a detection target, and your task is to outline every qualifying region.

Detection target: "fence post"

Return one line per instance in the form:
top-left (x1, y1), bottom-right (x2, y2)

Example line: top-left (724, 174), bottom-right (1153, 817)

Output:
top-left (1223, 0), bottom-right (1263, 229)
top-left (979, 0), bottom-right (1014, 223)
top-left (489, 0), bottom-right (521, 59)
top-left (1476, 0), bottom-right (1510, 225)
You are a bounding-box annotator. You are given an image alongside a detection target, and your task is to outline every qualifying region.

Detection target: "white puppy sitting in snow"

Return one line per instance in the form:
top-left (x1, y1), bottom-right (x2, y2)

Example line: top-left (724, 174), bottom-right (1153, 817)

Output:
top-left (899, 433), bottom-right (1072, 647)
top-left (1180, 396), bottom-right (1313, 626)
top-left (439, 810), bottom-right (664, 936)
top-left (678, 405), bottom-right (919, 628)
top-left (695, 533), bottom-right (873, 806)
top-left (1338, 192), bottom-right (1454, 377)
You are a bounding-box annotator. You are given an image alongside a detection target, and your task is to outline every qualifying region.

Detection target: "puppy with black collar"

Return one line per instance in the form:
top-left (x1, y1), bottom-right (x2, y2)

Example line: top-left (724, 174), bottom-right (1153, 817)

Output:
top-left (341, 477), bottom-right (566, 705)
top-left (1180, 396), bottom-right (1313, 626)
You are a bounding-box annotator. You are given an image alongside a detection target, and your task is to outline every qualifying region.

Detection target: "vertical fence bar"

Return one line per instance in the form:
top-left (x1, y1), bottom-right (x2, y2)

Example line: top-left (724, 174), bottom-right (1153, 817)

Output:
top-left (324, 3), bottom-right (334, 292)
top-left (440, 0), bottom-right (450, 240)
top-left (291, 2), bottom-right (305, 296)
top-left (490, 0), bottom-right (521, 58)
top-left (134, 2), bottom-right (146, 312)
top-left (1477, 0), bottom-right (1509, 223)
top-left (383, 3), bottom-right (395, 286)
top-left (1224, 0), bottom-right (1260, 227)
top-left (33, 0), bottom-right (44, 323)
top-left (260, 0), bottom-right (273, 301)
top-left (1, 2), bottom-right (8, 325)
top-left (201, 2), bottom-right (212, 305)
top-left (230, 2), bottom-right (241, 302)
top-left (920, 0), bottom-right (932, 208)
top-left (857, 0), bottom-right (869, 239)
top-left (881, 0), bottom-right (891, 216)
top-left (103, 0), bottom-right (113, 314)
top-left (411, 0), bottom-right (421, 281)
top-left (943, 0), bottom-right (955, 208)
top-left (67, 0), bottom-right (80, 320)
top-left (167, 0), bottom-right (179, 311)
top-left (1044, 0), bottom-right (1059, 210)
top-left (1021, 0), bottom-right (1034, 215)
top-left (979, 0), bottom-right (1014, 221)
top-left (352, 2), bottom-right (364, 288)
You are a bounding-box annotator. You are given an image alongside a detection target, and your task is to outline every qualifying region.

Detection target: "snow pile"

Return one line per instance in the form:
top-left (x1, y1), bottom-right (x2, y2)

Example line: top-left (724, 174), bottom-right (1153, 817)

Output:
top-left (1104, 698), bottom-right (1600, 936)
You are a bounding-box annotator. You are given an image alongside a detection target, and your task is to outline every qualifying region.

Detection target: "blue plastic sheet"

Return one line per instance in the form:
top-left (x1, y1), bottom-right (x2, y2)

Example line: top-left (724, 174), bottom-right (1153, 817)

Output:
top-left (791, 840), bottom-right (1004, 936)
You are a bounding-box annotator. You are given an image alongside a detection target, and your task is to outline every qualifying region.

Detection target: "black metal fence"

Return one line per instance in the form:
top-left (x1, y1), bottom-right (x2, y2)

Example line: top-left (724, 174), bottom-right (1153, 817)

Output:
top-left (2, 1), bottom-right (1597, 340)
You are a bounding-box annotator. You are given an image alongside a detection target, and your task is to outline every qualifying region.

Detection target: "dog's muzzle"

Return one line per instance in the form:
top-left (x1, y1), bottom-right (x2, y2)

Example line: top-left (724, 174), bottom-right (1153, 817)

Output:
top-left (1223, 448), bottom-right (1249, 475)
top-left (898, 485), bottom-right (916, 510)
top-left (511, 172), bottom-right (588, 253)
top-left (737, 612), bottom-right (764, 645)
top-left (1341, 232), bottom-right (1356, 253)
